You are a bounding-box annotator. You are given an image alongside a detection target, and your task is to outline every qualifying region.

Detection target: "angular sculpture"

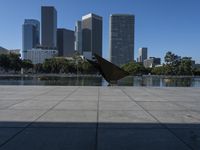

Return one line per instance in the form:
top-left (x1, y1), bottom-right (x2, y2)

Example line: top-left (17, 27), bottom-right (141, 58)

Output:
top-left (87, 54), bottom-right (129, 85)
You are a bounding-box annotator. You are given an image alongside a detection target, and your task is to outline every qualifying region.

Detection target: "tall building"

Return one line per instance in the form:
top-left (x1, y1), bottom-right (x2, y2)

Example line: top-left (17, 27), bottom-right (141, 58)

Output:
top-left (74, 21), bottom-right (82, 54)
top-left (22, 19), bottom-right (40, 59)
top-left (41, 6), bottom-right (57, 48)
top-left (109, 14), bottom-right (135, 66)
top-left (57, 28), bottom-right (75, 57)
top-left (82, 13), bottom-right (102, 59)
top-left (138, 47), bottom-right (148, 63)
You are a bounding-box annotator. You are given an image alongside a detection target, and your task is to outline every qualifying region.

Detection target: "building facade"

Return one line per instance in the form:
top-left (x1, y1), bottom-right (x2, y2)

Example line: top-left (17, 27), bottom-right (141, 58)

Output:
top-left (74, 21), bottom-right (82, 54)
top-left (41, 6), bottom-right (57, 48)
top-left (143, 57), bottom-right (161, 68)
top-left (57, 28), bottom-right (75, 57)
top-left (9, 49), bottom-right (21, 55)
top-left (109, 14), bottom-right (135, 66)
top-left (0, 46), bottom-right (9, 54)
top-left (82, 13), bottom-right (102, 59)
top-left (22, 19), bottom-right (40, 59)
top-left (138, 47), bottom-right (148, 63)
top-left (25, 48), bottom-right (58, 64)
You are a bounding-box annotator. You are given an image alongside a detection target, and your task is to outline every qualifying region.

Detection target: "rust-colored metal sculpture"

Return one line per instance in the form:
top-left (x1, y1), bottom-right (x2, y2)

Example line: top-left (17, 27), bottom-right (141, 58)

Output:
top-left (87, 54), bottom-right (129, 84)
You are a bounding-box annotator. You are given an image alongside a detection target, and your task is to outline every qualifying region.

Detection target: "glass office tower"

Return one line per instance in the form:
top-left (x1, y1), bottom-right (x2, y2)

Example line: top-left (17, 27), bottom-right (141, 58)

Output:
top-left (109, 14), bottom-right (135, 66)
top-left (41, 6), bottom-right (57, 49)
top-left (82, 13), bottom-right (102, 59)
top-left (22, 19), bottom-right (40, 59)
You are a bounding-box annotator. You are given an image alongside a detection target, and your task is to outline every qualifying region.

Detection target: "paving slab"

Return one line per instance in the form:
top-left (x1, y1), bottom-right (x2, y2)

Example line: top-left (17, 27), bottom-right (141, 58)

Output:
top-left (0, 86), bottom-right (199, 150)
top-left (0, 128), bottom-right (23, 146)
top-left (98, 110), bottom-right (158, 125)
top-left (99, 101), bottom-right (142, 110)
top-left (33, 110), bottom-right (97, 127)
top-left (0, 127), bottom-right (96, 150)
top-left (53, 101), bottom-right (97, 111)
top-left (0, 109), bottom-right (46, 127)
top-left (8, 100), bottom-right (58, 110)
top-left (97, 128), bottom-right (191, 150)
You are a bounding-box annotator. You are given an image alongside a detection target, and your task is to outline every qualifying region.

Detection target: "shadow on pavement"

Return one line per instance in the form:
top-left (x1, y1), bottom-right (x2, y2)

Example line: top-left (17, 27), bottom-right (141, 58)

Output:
top-left (0, 122), bottom-right (199, 150)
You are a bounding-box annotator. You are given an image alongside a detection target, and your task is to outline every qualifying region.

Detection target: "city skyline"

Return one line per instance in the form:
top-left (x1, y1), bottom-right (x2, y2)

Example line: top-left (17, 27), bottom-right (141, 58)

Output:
top-left (0, 0), bottom-right (200, 63)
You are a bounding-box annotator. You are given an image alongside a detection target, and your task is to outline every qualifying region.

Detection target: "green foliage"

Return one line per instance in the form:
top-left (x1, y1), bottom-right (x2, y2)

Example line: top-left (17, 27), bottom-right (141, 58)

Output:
top-left (43, 58), bottom-right (69, 73)
top-left (177, 57), bottom-right (192, 75)
top-left (164, 51), bottom-right (180, 75)
top-left (151, 66), bottom-right (165, 75)
top-left (0, 53), bottom-right (23, 73)
top-left (0, 52), bottom-right (196, 76)
top-left (42, 57), bottom-right (98, 74)
top-left (192, 68), bottom-right (200, 76)
top-left (81, 61), bottom-right (96, 74)
top-left (34, 63), bottom-right (44, 73)
top-left (22, 60), bottom-right (33, 70)
top-left (9, 53), bottom-right (22, 72)
top-left (164, 51), bottom-right (178, 64)
top-left (0, 54), bottom-right (10, 72)
top-left (151, 52), bottom-right (193, 76)
top-left (121, 61), bottom-right (148, 75)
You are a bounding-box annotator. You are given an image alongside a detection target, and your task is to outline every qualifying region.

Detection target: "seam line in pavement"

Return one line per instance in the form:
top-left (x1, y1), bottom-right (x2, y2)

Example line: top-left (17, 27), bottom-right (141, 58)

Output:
top-left (4, 87), bottom-right (58, 110)
top-left (94, 87), bottom-right (100, 150)
top-left (120, 87), bottom-right (194, 150)
top-left (0, 87), bottom-right (79, 149)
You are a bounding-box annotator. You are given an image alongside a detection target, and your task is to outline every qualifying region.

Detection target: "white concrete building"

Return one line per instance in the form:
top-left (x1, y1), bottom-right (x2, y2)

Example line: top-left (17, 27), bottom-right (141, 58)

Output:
top-left (24, 48), bottom-right (58, 64)
top-left (74, 21), bottom-right (82, 54)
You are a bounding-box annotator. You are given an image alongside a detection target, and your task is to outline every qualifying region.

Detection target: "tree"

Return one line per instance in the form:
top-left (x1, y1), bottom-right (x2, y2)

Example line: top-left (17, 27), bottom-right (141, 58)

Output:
top-left (43, 58), bottom-right (70, 73)
top-left (121, 61), bottom-right (148, 75)
top-left (9, 53), bottom-right (22, 72)
top-left (193, 68), bottom-right (200, 76)
top-left (21, 60), bottom-right (33, 71)
top-left (0, 54), bottom-right (10, 72)
top-left (34, 63), bottom-right (44, 73)
top-left (151, 66), bottom-right (165, 75)
top-left (164, 51), bottom-right (180, 75)
top-left (81, 61), bottom-right (96, 74)
top-left (178, 57), bottom-right (192, 75)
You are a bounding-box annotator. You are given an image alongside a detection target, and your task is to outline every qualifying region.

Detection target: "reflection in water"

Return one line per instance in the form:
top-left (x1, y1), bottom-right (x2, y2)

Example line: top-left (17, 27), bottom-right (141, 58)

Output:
top-left (0, 75), bottom-right (199, 87)
top-left (163, 77), bottom-right (192, 87)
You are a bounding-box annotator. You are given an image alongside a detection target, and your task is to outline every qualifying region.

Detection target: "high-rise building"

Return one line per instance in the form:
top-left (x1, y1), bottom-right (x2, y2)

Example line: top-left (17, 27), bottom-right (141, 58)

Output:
top-left (109, 14), bottom-right (135, 66)
top-left (41, 6), bottom-right (57, 48)
top-left (22, 19), bottom-right (40, 59)
top-left (57, 28), bottom-right (75, 57)
top-left (138, 47), bottom-right (148, 63)
top-left (82, 13), bottom-right (102, 59)
top-left (74, 21), bottom-right (82, 54)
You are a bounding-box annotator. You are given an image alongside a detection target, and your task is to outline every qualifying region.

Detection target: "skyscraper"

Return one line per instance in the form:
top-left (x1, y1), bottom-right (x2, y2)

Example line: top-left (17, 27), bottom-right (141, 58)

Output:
top-left (22, 19), bottom-right (40, 59)
top-left (41, 6), bottom-right (57, 48)
top-left (82, 13), bottom-right (102, 59)
top-left (138, 47), bottom-right (148, 63)
top-left (109, 14), bottom-right (135, 66)
top-left (57, 28), bottom-right (75, 57)
top-left (74, 21), bottom-right (82, 54)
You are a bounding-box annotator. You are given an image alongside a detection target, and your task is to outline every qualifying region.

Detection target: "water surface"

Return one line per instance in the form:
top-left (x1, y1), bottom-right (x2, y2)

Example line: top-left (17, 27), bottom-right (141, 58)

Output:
top-left (0, 75), bottom-right (200, 87)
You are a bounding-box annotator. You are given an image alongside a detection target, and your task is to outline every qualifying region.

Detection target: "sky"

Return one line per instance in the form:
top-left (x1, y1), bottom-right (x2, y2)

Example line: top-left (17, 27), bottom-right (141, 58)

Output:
top-left (0, 0), bottom-right (200, 63)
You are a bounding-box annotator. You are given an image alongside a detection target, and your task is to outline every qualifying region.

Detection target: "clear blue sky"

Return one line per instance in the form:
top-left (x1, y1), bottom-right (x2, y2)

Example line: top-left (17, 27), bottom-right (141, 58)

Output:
top-left (0, 0), bottom-right (200, 63)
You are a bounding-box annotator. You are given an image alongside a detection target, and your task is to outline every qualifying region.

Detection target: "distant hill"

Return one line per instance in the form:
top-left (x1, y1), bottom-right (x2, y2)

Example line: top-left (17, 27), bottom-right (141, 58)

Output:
top-left (0, 46), bottom-right (9, 54)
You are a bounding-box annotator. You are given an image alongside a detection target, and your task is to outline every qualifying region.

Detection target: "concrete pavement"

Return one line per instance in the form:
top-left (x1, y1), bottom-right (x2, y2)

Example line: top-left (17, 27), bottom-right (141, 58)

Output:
top-left (0, 86), bottom-right (199, 150)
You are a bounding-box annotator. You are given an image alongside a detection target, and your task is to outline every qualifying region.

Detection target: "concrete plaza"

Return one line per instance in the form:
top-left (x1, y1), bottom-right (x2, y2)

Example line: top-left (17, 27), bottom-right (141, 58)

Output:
top-left (0, 86), bottom-right (199, 150)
